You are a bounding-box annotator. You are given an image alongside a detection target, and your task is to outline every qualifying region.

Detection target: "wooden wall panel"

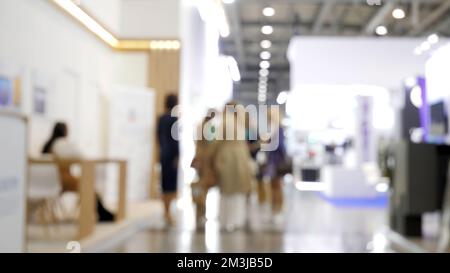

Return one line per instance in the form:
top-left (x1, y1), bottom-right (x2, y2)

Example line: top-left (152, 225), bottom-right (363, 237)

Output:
top-left (149, 50), bottom-right (181, 199)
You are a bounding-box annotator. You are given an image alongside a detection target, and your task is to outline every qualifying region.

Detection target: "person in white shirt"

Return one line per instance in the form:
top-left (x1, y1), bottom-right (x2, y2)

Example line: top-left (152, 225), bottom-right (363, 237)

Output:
top-left (42, 122), bottom-right (114, 222)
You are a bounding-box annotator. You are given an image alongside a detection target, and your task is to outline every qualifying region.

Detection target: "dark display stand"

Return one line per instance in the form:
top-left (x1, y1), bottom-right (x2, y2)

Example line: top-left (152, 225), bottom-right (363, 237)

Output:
top-left (390, 141), bottom-right (450, 236)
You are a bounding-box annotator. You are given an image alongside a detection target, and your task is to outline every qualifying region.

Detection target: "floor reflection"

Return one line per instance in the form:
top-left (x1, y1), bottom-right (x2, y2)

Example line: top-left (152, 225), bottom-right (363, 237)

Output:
top-left (113, 183), bottom-right (391, 253)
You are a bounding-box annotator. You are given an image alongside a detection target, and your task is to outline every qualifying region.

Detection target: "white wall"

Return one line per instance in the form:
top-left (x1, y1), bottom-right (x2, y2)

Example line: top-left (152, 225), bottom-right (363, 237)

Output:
top-left (0, 0), bottom-right (149, 157)
top-left (120, 0), bottom-right (180, 38)
top-left (114, 52), bottom-right (149, 87)
top-left (288, 37), bottom-right (430, 91)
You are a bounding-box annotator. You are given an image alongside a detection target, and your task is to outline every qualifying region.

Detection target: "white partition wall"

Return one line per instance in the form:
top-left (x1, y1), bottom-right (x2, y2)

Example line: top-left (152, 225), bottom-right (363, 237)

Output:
top-left (179, 1), bottom-right (233, 187)
top-left (0, 112), bottom-right (27, 252)
top-left (106, 85), bottom-right (155, 202)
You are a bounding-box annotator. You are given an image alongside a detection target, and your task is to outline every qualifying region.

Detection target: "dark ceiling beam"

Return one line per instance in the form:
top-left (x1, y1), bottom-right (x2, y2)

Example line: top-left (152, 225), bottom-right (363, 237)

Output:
top-left (363, 1), bottom-right (397, 35)
top-left (408, 1), bottom-right (450, 36)
top-left (312, 1), bottom-right (336, 34)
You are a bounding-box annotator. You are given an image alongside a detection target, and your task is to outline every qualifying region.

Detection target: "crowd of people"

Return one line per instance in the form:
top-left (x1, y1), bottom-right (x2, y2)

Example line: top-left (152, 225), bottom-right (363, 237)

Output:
top-left (39, 95), bottom-right (290, 230)
top-left (158, 95), bottom-right (290, 231)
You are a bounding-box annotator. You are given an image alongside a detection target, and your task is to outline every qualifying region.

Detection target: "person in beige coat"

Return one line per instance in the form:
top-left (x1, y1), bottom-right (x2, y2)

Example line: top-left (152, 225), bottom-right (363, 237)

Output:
top-left (212, 101), bottom-right (254, 230)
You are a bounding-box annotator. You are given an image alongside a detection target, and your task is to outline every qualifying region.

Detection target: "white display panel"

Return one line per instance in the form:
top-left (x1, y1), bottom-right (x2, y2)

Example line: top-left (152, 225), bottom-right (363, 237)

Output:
top-left (106, 86), bottom-right (155, 202)
top-left (0, 112), bottom-right (27, 252)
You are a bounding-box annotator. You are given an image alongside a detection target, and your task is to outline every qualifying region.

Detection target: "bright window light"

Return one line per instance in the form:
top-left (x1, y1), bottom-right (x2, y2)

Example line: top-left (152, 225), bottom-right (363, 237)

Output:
top-left (375, 25), bottom-right (388, 36)
top-left (261, 25), bottom-right (274, 35)
top-left (392, 8), bottom-right (406, 19)
top-left (261, 40), bottom-right (272, 49)
top-left (263, 7), bottom-right (275, 17)
top-left (260, 60), bottom-right (271, 69)
top-left (260, 51), bottom-right (271, 60)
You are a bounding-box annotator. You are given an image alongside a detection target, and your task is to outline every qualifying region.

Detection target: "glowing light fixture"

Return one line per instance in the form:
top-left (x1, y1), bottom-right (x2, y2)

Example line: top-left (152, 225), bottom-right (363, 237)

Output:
top-left (392, 8), bottom-right (406, 19)
top-left (261, 25), bottom-right (274, 35)
top-left (51, 0), bottom-right (180, 51)
top-left (375, 25), bottom-right (388, 36)
top-left (52, 0), bottom-right (119, 48)
top-left (410, 86), bottom-right (423, 108)
top-left (259, 69), bottom-right (270, 77)
top-left (226, 56), bottom-right (241, 82)
top-left (261, 40), bottom-right (272, 49)
top-left (260, 60), bottom-right (271, 69)
top-left (263, 7), bottom-right (275, 17)
top-left (277, 91), bottom-right (289, 105)
top-left (222, 0), bottom-right (235, 4)
top-left (428, 33), bottom-right (439, 45)
top-left (260, 51), bottom-right (271, 60)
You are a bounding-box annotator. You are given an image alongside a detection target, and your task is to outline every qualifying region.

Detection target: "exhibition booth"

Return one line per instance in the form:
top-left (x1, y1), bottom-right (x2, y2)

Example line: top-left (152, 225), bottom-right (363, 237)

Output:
top-left (287, 37), bottom-right (429, 199)
top-left (287, 36), bottom-right (450, 249)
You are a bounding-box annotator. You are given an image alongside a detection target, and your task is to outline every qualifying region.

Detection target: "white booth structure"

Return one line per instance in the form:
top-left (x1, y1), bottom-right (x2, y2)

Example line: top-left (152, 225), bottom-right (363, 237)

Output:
top-left (287, 37), bottom-right (429, 199)
top-left (0, 111), bottom-right (27, 252)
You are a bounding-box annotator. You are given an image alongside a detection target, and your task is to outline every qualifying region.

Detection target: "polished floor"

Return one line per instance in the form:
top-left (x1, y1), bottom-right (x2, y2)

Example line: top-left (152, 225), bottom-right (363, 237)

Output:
top-left (112, 182), bottom-right (394, 253)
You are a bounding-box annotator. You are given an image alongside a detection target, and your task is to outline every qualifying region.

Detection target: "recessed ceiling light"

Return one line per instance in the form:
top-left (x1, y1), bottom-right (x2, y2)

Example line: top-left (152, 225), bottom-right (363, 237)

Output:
top-left (260, 51), bottom-right (271, 60)
top-left (375, 25), bottom-right (388, 36)
top-left (260, 60), bottom-right (271, 69)
top-left (263, 7), bottom-right (275, 17)
top-left (261, 25), bottom-right (273, 35)
top-left (392, 8), bottom-right (406, 19)
top-left (277, 91), bottom-right (289, 105)
top-left (261, 40), bottom-right (272, 49)
top-left (222, 0), bottom-right (235, 4)
top-left (259, 69), bottom-right (270, 77)
top-left (428, 33), bottom-right (439, 45)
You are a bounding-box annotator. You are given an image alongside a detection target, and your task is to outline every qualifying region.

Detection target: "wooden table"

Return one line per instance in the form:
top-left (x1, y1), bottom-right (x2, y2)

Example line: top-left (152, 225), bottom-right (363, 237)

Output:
top-left (29, 158), bottom-right (127, 240)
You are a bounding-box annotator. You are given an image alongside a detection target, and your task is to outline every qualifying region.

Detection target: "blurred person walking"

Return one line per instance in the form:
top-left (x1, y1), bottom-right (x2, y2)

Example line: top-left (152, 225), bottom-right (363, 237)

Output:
top-left (191, 109), bottom-right (218, 227)
top-left (213, 101), bottom-right (254, 231)
top-left (263, 107), bottom-right (290, 220)
top-left (157, 94), bottom-right (180, 226)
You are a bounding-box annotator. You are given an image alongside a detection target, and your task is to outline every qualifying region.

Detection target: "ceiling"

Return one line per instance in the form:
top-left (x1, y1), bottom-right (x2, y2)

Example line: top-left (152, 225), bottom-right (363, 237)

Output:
top-left (220, 0), bottom-right (450, 105)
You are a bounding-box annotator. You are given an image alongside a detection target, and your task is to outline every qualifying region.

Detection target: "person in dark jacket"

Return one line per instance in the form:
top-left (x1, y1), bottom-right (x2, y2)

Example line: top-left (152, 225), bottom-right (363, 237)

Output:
top-left (157, 94), bottom-right (180, 226)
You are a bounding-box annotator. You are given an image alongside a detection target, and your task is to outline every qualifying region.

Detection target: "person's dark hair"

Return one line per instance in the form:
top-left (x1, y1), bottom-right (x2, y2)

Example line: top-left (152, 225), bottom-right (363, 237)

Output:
top-left (165, 94), bottom-right (178, 111)
top-left (42, 122), bottom-right (68, 154)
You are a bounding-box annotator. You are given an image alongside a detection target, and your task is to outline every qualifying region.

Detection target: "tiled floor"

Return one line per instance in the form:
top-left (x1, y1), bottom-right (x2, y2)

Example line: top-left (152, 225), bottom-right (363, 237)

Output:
top-left (113, 182), bottom-right (394, 253)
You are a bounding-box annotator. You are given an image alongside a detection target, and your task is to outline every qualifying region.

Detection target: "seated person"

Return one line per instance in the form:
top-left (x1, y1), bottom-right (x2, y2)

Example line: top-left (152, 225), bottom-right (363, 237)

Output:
top-left (42, 122), bottom-right (115, 222)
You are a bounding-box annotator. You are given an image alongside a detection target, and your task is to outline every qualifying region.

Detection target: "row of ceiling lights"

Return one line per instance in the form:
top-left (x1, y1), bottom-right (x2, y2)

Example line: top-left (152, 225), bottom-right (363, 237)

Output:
top-left (375, 7), bottom-right (405, 36)
top-left (222, 0), bottom-right (274, 103)
top-left (258, 7), bottom-right (275, 103)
